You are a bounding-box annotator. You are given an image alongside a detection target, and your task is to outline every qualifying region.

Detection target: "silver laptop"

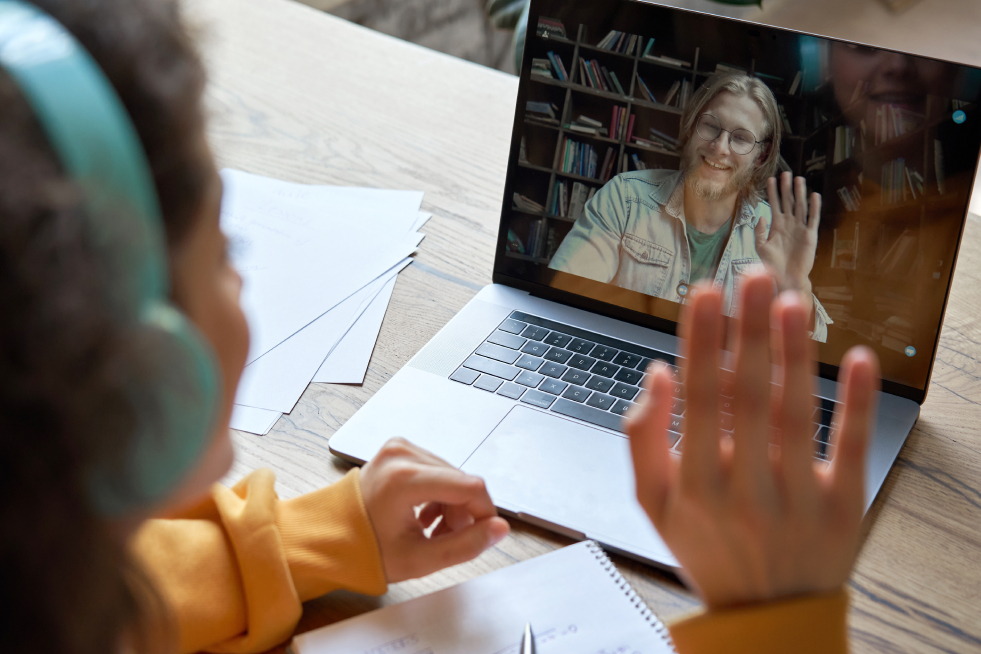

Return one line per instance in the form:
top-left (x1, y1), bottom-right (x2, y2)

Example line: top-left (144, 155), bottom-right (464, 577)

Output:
top-left (330, 0), bottom-right (981, 568)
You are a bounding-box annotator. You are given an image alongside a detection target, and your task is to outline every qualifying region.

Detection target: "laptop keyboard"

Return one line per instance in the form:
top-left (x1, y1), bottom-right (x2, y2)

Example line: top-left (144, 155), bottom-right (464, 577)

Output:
top-left (449, 311), bottom-right (839, 461)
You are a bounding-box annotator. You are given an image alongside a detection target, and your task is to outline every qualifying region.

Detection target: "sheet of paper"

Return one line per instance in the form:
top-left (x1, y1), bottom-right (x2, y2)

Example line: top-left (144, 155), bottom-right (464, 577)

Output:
top-left (290, 541), bottom-right (674, 654)
top-left (971, 172), bottom-right (981, 216)
top-left (220, 169), bottom-right (425, 364)
top-left (312, 274), bottom-right (397, 384)
top-left (229, 404), bottom-right (281, 435)
top-left (235, 260), bottom-right (410, 413)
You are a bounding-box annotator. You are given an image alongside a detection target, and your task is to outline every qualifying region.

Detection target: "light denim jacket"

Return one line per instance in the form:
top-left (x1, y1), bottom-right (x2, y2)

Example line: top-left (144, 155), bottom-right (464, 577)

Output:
top-left (549, 169), bottom-right (830, 342)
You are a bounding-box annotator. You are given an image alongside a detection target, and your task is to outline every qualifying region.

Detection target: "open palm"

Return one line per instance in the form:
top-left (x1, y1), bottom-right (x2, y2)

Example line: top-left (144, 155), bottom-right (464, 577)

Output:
top-left (756, 171), bottom-right (821, 293)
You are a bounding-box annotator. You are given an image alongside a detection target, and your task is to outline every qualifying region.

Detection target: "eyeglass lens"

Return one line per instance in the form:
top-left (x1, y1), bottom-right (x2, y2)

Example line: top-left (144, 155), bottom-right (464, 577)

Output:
top-left (696, 115), bottom-right (756, 155)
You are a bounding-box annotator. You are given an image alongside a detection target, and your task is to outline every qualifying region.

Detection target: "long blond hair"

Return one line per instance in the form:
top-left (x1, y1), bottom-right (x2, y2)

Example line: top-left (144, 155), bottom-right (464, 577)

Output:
top-left (678, 73), bottom-right (782, 204)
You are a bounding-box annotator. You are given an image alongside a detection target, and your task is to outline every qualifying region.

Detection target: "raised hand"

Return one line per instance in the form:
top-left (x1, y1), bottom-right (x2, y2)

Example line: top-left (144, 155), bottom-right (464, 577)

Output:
top-left (626, 273), bottom-right (879, 608)
top-left (756, 171), bottom-right (821, 298)
top-left (359, 438), bottom-right (510, 583)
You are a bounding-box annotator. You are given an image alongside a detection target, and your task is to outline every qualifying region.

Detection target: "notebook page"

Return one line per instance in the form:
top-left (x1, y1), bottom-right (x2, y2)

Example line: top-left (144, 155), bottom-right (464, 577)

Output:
top-left (290, 541), bottom-right (674, 654)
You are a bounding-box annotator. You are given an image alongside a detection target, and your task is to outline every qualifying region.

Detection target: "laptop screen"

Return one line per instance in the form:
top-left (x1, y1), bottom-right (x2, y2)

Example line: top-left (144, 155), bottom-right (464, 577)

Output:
top-left (494, 0), bottom-right (981, 399)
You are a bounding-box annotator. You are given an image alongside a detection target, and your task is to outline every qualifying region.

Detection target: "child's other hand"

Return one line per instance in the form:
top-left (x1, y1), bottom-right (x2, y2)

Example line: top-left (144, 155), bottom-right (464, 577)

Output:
top-left (626, 273), bottom-right (879, 608)
top-left (359, 438), bottom-right (510, 583)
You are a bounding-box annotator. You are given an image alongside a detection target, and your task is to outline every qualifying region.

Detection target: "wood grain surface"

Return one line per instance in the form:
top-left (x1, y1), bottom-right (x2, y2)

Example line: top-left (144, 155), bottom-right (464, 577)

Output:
top-left (186, 0), bottom-right (981, 650)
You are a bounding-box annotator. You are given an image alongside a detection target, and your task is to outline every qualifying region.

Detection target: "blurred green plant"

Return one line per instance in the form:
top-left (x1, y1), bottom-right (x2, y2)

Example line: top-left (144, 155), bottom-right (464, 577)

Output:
top-left (487, 0), bottom-right (763, 72)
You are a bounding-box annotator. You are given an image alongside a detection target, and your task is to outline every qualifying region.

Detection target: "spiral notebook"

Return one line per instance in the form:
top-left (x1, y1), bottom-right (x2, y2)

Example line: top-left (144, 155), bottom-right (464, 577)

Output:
top-left (288, 541), bottom-right (676, 654)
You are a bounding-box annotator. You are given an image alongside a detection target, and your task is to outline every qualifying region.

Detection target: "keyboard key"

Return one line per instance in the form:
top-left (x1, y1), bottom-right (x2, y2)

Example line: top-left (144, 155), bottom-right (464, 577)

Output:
top-left (540, 379), bottom-right (568, 395)
top-left (613, 368), bottom-right (644, 385)
top-left (562, 386), bottom-right (591, 403)
top-left (814, 439), bottom-right (835, 461)
top-left (462, 355), bottom-right (519, 381)
top-left (475, 342), bottom-right (520, 364)
top-left (521, 389), bottom-right (556, 409)
top-left (543, 347), bottom-right (573, 364)
top-left (449, 367), bottom-right (480, 385)
top-left (497, 382), bottom-right (525, 400)
top-left (610, 383), bottom-right (639, 401)
top-left (551, 398), bottom-right (625, 433)
top-left (516, 370), bottom-right (545, 387)
top-left (814, 408), bottom-right (840, 429)
top-left (567, 338), bottom-right (596, 353)
top-left (591, 361), bottom-right (620, 377)
top-left (543, 332), bottom-right (573, 348)
top-left (815, 425), bottom-right (835, 444)
top-left (521, 325), bottom-right (550, 341)
top-left (670, 397), bottom-right (685, 416)
top-left (473, 375), bottom-right (503, 392)
top-left (666, 430), bottom-right (683, 448)
top-left (540, 362), bottom-right (568, 378)
top-left (520, 341), bottom-right (549, 357)
top-left (515, 354), bottom-right (544, 370)
top-left (561, 368), bottom-right (591, 386)
top-left (613, 352), bottom-right (644, 368)
top-left (568, 354), bottom-right (597, 370)
top-left (667, 415), bottom-right (684, 434)
top-left (486, 330), bottom-right (526, 349)
top-left (610, 399), bottom-right (635, 416)
top-left (719, 398), bottom-right (735, 414)
top-left (499, 318), bottom-right (527, 334)
top-left (586, 393), bottom-right (616, 410)
top-left (584, 375), bottom-right (615, 393)
top-left (590, 345), bottom-right (619, 361)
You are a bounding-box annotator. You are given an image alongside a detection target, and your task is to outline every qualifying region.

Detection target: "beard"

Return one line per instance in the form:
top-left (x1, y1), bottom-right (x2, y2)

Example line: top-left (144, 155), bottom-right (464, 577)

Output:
top-left (681, 147), bottom-right (755, 201)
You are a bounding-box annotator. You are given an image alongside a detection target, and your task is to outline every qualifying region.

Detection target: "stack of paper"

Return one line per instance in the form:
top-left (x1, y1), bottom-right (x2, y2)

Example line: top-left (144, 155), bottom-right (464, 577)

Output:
top-left (220, 169), bottom-right (429, 435)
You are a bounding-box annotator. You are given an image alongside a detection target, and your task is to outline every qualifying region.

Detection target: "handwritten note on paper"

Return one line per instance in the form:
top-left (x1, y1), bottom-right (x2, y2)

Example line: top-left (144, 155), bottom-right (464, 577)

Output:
top-left (289, 542), bottom-right (675, 654)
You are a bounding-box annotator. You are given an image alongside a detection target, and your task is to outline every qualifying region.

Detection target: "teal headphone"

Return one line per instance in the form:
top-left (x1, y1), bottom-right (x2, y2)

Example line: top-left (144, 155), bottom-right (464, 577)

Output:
top-left (0, 1), bottom-right (220, 514)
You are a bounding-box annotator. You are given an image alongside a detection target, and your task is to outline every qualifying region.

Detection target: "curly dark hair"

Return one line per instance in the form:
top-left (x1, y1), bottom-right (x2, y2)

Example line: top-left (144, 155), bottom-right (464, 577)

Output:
top-left (0, 1), bottom-right (210, 652)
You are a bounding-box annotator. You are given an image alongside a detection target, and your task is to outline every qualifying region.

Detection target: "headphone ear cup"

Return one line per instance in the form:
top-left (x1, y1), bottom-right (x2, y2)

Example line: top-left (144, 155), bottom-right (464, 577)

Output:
top-left (90, 303), bottom-right (219, 515)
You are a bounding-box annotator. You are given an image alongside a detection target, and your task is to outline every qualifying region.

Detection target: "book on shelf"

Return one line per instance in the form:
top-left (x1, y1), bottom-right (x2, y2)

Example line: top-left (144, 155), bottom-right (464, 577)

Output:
top-left (600, 146), bottom-right (616, 182)
top-left (546, 51), bottom-right (568, 81)
top-left (833, 125), bottom-right (860, 164)
top-left (714, 63), bottom-right (747, 75)
top-left (662, 80), bottom-right (681, 106)
top-left (525, 216), bottom-right (548, 258)
top-left (549, 180), bottom-right (569, 216)
top-left (536, 17), bottom-right (566, 39)
top-left (874, 104), bottom-right (924, 145)
top-left (513, 192), bottom-right (545, 213)
top-left (778, 105), bottom-right (793, 134)
top-left (567, 181), bottom-right (592, 221)
top-left (642, 54), bottom-right (691, 68)
top-left (643, 37), bottom-right (656, 57)
top-left (526, 100), bottom-right (559, 124)
top-left (506, 228), bottom-right (525, 254)
top-left (626, 113), bottom-right (636, 142)
top-left (599, 65), bottom-right (616, 92)
top-left (878, 228), bottom-right (918, 276)
top-left (531, 58), bottom-right (554, 79)
top-left (934, 139), bottom-right (946, 194)
top-left (831, 222), bottom-right (859, 269)
top-left (561, 137), bottom-right (605, 179)
top-left (648, 128), bottom-right (679, 150)
top-left (881, 158), bottom-right (913, 204)
top-left (632, 136), bottom-right (676, 154)
top-left (788, 70), bottom-right (803, 95)
top-left (679, 79), bottom-right (692, 108)
top-left (805, 151), bottom-right (827, 172)
top-left (610, 105), bottom-right (629, 141)
top-left (608, 70), bottom-right (626, 95)
top-left (565, 115), bottom-right (608, 136)
top-left (905, 166), bottom-right (925, 199)
top-left (545, 225), bottom-right (560, 259)
top-left (579, 58), bottom-right (613, 91)
top-left (630, 153), bottom-right (648, 170)
top-left (519, 136), bottom-right (528, 164)
top-left (596, 30), bottom-right (643, 55)
top-left (635, 74), bottom-right (656, 102)
top-left (837, 185), bottom-right (862, 212)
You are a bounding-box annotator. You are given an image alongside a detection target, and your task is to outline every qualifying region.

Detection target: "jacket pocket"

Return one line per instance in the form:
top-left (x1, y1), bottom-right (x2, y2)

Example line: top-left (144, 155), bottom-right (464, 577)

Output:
top-left (616, 234), bottom-right (674, 297)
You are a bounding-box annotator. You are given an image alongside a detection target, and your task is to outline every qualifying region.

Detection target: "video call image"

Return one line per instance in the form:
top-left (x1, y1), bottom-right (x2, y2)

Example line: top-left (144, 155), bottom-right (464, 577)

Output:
top-left (497, 0), bottom-right (981, 390)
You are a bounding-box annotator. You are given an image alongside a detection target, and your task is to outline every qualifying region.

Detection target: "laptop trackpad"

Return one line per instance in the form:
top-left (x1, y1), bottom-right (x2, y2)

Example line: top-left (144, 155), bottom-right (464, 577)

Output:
top-left (461, 405), bottom-right (676, 565)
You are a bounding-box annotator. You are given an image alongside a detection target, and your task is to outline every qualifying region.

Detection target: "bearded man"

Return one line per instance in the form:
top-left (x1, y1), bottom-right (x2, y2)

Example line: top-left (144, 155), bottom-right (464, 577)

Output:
top-left (549, 73), bottom-right (831, 342)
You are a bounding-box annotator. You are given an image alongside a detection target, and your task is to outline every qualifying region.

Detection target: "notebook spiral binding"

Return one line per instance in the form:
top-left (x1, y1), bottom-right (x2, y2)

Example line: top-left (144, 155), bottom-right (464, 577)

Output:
top-left (585, 541), bottom-right (678, 653)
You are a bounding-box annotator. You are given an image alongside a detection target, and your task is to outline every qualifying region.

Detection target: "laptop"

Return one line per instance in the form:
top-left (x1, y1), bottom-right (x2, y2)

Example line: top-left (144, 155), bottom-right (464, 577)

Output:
top-left (329, 0), bottom-right (981, 567)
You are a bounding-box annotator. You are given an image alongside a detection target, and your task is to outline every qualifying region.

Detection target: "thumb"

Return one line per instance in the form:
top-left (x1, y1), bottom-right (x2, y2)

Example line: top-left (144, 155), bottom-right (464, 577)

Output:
top-left (425, 517), bottom-right (510, 571)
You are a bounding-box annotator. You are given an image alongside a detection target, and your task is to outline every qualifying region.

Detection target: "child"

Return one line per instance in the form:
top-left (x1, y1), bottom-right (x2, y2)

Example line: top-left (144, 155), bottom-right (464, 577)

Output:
top-left (0, 1), bottom-right (877, 653)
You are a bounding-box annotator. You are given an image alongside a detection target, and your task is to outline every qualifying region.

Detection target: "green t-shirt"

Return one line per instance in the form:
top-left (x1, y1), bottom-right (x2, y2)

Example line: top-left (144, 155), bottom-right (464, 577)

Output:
top-left (686, 217), bottom-right (733, 284)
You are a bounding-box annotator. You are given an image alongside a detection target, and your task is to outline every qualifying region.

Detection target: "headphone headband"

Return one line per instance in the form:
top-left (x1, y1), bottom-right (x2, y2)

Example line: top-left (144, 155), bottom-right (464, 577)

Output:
top-left (0, 1), bottom-right (219, 514)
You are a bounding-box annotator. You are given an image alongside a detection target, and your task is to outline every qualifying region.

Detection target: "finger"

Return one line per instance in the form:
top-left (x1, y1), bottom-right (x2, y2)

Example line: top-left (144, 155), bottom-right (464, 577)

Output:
top-left (626, 362), bottom-right (675, 525)
top-left (794, 176), bottom-right (807, 223)
top-left (754, 209), bottom-right (768, 250)
top-left (780, 171), bottom-right (794, 217)
top-left (423, 517), bottom-right (510, 572)
top-left (766, 177), bottom-right (783, 236)
top-left (378, 436), bottom-right (456, 469)
top-left (678, 287), bottom-right (725, 493)
top-left (398, 466), bottom-right (498, 521)
top-left (731, 274), bottom-right (777, 494)
top-left (808, 192), bottom-right (822, 237)
top-left (773, 291), bottom-right (819, 503)
top-left (827, 347), bottom-right (880, 508)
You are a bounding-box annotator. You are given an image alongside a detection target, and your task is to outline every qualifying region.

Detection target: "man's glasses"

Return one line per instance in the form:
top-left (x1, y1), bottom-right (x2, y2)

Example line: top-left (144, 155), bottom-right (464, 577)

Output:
top-left (695, 114), bottom-right (763, 156)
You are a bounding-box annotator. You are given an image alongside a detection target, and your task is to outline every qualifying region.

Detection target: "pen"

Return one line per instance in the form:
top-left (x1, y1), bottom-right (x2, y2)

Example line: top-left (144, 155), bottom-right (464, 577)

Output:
top-left (520, 622), bottom-right (536, 654)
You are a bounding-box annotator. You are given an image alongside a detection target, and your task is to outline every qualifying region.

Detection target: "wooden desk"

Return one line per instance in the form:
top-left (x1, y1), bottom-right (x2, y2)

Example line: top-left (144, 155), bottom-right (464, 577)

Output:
top-left (189, 0), bottom-right (981, 650)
